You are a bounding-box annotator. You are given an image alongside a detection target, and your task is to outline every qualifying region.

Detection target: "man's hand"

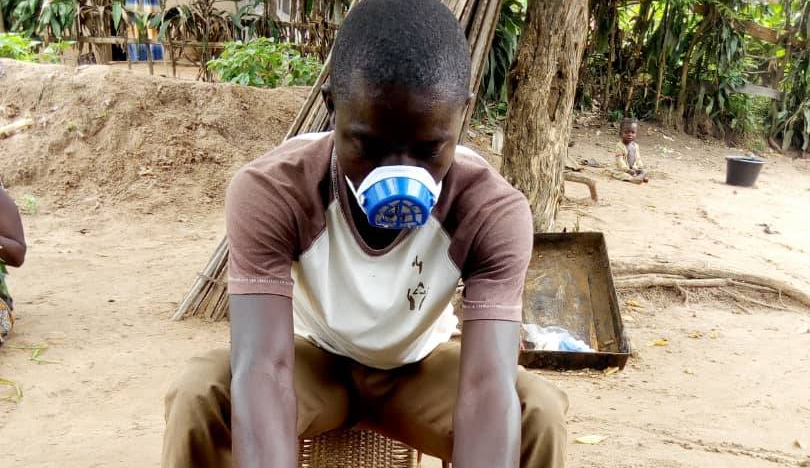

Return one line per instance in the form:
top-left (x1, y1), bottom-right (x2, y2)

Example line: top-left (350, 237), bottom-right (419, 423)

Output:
top-left (453, 320), bottom-right (521, 468)
top-left (230, 294), bottom-right (298, 468)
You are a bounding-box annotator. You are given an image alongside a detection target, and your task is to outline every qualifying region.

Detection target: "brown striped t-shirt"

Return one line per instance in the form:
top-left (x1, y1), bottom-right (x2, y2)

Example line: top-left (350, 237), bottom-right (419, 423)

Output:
top-left (226, 132), bottom-right (532, 369)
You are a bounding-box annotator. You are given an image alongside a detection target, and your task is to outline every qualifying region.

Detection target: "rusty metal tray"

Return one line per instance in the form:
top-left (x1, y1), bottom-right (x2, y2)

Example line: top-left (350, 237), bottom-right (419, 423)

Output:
top-left (519, 232), bottom-right (630, 370)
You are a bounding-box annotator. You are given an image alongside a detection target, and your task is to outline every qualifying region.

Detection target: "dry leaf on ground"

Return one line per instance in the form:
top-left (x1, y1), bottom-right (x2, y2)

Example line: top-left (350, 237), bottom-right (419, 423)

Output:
top-left (0, 378), bottom-right (23, 403)
top-left (575, 435), bottom-right (608, 445)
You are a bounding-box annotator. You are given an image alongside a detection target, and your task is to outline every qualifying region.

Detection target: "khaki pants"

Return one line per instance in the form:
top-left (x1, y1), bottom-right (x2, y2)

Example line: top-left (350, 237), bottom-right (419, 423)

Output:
top-left (162, 337), bottom-right (568, 467)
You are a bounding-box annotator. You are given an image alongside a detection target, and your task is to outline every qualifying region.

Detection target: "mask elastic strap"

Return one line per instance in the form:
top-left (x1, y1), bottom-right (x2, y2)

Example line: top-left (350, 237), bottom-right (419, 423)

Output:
top-left (345, 175), bottom-right (364, 205)
top-left (331, 146), bottom-right (366, 209)
top-left (432, 181), bottom-right (443, 203)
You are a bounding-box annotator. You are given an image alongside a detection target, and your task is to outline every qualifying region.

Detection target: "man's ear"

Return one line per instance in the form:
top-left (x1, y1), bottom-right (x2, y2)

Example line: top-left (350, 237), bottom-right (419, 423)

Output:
top-left (321, 83), bottom-right (335, 114)
top-left (321, 83), bottom-right (336, 130)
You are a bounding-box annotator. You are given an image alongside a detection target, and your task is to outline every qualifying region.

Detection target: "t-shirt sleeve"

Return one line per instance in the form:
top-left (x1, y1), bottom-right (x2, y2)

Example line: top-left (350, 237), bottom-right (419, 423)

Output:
top-left (461, 194), bottom-right (533, 322)
top-left (226, 167), bottom-right (297, 296)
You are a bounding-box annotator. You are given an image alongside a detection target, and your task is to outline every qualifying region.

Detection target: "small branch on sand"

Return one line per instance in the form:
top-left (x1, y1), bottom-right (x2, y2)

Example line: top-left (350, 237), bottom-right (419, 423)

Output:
top-left (564, 171), bottom-right (598, 202)
top-left (0, 118), bottom-right (34, 139)
top-left (720, 288), bottom-right (794, 312)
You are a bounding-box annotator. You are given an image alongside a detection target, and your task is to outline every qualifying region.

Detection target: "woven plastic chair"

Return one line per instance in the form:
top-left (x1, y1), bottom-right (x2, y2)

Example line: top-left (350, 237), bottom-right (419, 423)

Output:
top-left (298, 429), bottom-right (419, 468)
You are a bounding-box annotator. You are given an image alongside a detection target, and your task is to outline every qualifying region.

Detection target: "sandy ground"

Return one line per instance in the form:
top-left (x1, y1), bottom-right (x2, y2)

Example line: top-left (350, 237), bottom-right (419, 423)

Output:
top-left (2, 62), bottom-right (810, 467)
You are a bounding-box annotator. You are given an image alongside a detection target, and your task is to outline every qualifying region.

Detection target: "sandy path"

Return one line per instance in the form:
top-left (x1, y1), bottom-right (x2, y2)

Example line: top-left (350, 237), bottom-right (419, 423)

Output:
top-left (0, 210), bottom-right (228, 466)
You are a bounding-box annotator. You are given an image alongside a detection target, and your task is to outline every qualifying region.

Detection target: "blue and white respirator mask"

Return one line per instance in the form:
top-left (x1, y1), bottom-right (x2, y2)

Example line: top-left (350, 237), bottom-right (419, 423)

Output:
top-left (346, 166), bottom-right (442, 230)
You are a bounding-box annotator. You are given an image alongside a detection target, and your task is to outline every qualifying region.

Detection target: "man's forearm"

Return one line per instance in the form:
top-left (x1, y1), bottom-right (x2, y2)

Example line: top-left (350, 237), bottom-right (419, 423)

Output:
top-left (453, 380), bottom-right (521, 468)
top-left (231, 370), bottom-right (298, 468)
top-left (229, 294), bottom-right (298, 468)
top-left (453, 320), bottom-right (522, 468)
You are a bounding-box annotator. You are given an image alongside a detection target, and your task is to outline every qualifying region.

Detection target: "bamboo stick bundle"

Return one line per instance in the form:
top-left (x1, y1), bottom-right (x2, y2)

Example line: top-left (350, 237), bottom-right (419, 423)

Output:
top-left (172, 0), bottom-right (503, 321)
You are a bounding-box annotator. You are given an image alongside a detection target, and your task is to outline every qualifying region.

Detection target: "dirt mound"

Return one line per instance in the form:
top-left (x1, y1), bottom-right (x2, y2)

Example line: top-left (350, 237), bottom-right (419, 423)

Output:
top-left (0, 59), bottom-right (307, 213)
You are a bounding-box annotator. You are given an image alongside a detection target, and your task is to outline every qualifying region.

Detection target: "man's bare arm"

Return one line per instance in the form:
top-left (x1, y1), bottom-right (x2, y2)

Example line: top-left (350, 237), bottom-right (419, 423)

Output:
top-left (230, 294), bottom-right (297, 468)
top-left (453, 320), bottom-right (521, 468)
top-left (0, 188), bottom-right (26, 267)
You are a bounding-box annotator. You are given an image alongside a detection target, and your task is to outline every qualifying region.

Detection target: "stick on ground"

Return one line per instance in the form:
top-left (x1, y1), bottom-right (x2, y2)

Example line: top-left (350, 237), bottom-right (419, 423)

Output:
top-left (613, 261), bottom-right (810, 310)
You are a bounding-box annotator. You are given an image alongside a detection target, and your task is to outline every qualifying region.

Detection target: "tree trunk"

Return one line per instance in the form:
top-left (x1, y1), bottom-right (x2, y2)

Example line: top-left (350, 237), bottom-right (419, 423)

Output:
top-left (653, 0), bottom-right (671, 117)
top-left (501, 0), bottom-right (588, 232)
top-left (603, 3), bottom-right (617, 112)
top-left (0, 4), bottom-right (6, 33)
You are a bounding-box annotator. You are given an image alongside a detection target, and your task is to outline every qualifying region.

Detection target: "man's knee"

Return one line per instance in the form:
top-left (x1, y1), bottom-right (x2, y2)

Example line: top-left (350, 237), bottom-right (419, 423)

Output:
top-left (165, 349), bottom-right (232, 422)
top-left (517, 371), bottom-right (569, 435)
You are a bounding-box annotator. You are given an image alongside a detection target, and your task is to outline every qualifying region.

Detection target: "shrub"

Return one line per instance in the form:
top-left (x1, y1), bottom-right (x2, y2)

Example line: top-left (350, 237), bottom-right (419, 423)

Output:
top-left (206, 38), bottom-right (322, 88)
top-left (0, 33), bottom-right (71, 63)
top-left (0, 33), bottom-right (39, 61)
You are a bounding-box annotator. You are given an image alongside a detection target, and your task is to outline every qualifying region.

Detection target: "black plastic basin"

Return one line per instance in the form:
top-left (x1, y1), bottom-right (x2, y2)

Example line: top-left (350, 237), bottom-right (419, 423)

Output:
top-left (725, 156), bottom-right (764, 187)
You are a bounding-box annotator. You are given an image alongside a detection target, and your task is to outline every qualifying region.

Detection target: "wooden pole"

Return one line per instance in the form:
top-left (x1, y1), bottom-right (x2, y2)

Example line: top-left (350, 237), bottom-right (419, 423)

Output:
top-left (169, 36), bottom-right (177, 78)
top-left (146, 36), bottom-right (155, 75)
top-left (171, 236), bottom-right (228, 320)
top-left (463, 0), bottom-right (500, 142)
top-left (124, 36), bottom-right (132, 70)
top-left (73, 0), bottom-right (81, 60)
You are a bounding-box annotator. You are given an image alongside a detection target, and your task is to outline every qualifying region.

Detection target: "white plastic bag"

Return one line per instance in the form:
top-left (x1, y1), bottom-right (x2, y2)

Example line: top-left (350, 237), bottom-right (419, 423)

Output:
top-left (522, 324), bottom-right (594, 352)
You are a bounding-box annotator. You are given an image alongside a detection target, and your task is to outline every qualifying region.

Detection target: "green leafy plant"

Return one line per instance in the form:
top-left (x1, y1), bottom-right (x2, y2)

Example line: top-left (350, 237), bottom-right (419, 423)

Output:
top-left (226, 0), bottom-right (267, 42)
top-left (608, 109), bottom-right (625, 122)
top-left (152, 0), bottom-right (236, 81)
top-left (0, 32), bottom-right (38, 60)
top-left (479, 0), bottom-right (525, 104)
top-left (8, 0), bottom-right (42, 37)
top-left (206, 38), bottom-right (322, 87)
top-left (37, 0), bottom-right (75, 39)
top-left (771, 0), bottom-right (810, 152)
top-left (2, 0), bottom-right (74, 40)
top-left (19, 194), bottom-right (39, 215)
top-left (0, 32), bottom-right (71, 62)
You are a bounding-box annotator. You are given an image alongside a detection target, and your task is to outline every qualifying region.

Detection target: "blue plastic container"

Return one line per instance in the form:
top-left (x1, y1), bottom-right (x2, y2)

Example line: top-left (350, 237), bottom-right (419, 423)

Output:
top-left (127, 43), bottom-right (140, 61)
top-left (150, 44), bottom-right (164, 61)
top-left (126, 43), bottom-right (149, 61)
top-left (361, 177), bottom-right (436, 229)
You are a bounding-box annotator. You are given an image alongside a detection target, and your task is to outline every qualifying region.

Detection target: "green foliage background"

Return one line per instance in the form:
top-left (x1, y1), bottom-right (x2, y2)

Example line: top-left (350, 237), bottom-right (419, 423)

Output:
top-left (206, 38), bottom-right (322, 87)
